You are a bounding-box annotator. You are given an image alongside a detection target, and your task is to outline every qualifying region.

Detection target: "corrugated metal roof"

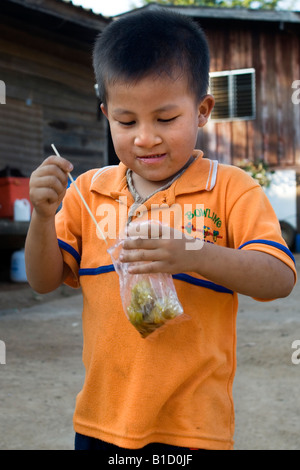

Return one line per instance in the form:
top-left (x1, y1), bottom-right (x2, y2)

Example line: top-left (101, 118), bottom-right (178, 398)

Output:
top-left (55, 0), bottom-right (107, 17)
top-left (174, 5), bottom-right (300, 23)
top-left (3, 0), bottom-right (110, 25)
top-left (119, 2), bottom-right (300, 24)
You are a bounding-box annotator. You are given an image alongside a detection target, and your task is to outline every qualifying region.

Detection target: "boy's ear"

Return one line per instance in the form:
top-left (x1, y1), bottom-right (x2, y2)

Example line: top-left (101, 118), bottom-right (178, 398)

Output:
top-left (100, 103), bottom-right (108, 118)
top-left (197, 94), bottom-right (215, 127)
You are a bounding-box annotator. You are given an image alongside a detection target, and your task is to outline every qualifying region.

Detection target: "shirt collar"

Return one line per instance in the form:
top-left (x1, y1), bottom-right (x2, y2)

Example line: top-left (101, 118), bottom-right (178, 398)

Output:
top-left (89, 150), bottom-right (218, 200)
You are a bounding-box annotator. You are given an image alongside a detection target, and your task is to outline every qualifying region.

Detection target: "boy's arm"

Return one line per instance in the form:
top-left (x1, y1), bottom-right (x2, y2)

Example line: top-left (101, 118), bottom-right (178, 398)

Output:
top-left (25, 155), bottom-right (73, 294)
top-left (120, 230), bottom-right (295, 300)
top-left (187, 241), bottom-right (294, 299)
top-left (25, 211), bottom-right (70, 293)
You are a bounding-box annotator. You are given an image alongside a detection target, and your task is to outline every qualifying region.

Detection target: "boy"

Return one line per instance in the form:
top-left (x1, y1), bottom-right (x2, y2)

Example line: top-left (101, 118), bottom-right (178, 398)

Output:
top-left (25, 9), bottom-right (296, 451)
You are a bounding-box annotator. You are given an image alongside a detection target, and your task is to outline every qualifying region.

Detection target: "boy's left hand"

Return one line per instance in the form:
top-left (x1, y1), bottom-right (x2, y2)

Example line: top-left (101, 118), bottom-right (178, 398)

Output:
top-left (119, 221), bottom-right (203, 274)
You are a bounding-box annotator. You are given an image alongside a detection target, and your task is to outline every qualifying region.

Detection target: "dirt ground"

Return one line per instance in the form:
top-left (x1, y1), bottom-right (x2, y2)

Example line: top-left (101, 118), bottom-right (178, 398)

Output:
top-left (0, 255), bottom-right (299, 451)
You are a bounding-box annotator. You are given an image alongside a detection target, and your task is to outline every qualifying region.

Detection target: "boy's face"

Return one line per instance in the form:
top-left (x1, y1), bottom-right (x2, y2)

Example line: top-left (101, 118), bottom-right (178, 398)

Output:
top-left (101, 74), bottom-right (214, 185)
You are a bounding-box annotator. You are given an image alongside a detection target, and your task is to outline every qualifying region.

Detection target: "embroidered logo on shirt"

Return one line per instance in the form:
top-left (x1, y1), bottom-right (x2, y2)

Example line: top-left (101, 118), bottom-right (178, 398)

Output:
top-left (182, 207), bottom-right (223, 244)
top-left (185, 207), bottom-right (222, 228)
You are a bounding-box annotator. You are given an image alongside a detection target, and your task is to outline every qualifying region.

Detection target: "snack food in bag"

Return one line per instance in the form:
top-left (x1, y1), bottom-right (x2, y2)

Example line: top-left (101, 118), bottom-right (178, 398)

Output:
top-left (108, 227), bottom-right (184, 338)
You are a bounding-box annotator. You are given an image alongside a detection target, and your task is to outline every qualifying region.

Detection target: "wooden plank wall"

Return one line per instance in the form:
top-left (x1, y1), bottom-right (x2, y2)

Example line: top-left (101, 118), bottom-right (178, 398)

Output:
top-left (0, 98), bottom-right (43, 176)
top-left (0, 21), bottom-right (106, 178)
top-left (197, 25), bottom-right (300, 169)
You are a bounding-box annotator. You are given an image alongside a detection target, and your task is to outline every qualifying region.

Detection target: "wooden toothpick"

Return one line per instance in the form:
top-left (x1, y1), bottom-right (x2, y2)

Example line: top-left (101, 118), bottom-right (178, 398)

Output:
top-left (51, 144), bottom-right (107, 245)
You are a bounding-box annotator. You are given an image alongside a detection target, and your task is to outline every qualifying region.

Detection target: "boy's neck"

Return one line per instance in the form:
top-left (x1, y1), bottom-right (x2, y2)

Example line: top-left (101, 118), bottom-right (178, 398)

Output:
top-left (131, 174), bottom-right (166, 200)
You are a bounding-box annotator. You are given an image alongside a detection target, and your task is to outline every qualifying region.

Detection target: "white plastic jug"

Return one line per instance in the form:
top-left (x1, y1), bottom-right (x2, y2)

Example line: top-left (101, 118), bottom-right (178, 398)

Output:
top-left (10, 249), bottom-right (27, 283)
top-left (14, 199), bottom-right (31, 221)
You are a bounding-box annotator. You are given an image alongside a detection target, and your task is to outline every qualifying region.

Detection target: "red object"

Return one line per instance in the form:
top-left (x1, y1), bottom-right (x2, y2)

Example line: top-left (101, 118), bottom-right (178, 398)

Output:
top-left (0, 177), bottom-right (32, 219)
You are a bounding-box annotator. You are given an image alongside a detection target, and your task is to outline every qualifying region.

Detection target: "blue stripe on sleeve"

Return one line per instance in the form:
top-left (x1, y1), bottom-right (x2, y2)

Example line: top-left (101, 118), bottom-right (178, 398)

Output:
top-left (58, 239), bottom-right (81, 265)
top-left (238, 239), bottom-right (296, 265)
top-left (79, 265), bottom-right (114, 276)
top-left (172, 273), bottom-right (233, 294)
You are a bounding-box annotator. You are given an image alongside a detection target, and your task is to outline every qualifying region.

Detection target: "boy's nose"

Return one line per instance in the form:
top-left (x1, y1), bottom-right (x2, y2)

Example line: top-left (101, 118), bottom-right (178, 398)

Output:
top-left (134, 127), bottom-right (162, 148)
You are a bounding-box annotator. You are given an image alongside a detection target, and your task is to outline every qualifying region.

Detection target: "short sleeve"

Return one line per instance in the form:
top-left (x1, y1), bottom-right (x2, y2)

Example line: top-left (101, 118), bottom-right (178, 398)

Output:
top-left (226, 169), bottom-right (297, 285)
top-left (55, 182), bottom-right (82, 288)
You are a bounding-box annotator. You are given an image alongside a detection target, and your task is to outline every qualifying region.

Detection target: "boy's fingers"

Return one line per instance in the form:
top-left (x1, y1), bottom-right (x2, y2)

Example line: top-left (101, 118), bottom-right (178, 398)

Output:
top-left (126, 220), bottom-right (165, 239)
top-left (122, 237), bottom-right (160, 250)
top-left (127, 261), bottom-right (166, 274)
top-left (31, 166), bottom-right (69, 194)
top-left (33, 174), bottom-right (67, 194)
top-left (33, 187), bottom-right (62, 205)
top-left (120, 246), bottom-right (164, 264)
top-left (42, 154), bottom-right (73, 173)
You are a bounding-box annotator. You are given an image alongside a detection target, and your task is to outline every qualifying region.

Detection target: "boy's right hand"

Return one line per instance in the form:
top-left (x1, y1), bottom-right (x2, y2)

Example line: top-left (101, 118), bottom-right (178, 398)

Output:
top-left (29, 155), bottom-right (73, 219)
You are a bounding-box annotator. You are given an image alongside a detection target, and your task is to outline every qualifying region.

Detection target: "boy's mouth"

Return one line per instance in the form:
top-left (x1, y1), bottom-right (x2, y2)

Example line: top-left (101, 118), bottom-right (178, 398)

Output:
top-left (136, 153), bottom-right (167, 163)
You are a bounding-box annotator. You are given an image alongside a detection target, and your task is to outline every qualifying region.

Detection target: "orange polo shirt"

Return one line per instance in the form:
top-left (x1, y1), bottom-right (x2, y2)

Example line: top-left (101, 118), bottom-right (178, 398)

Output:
top-left (55, 151), bottom-right (296, 450)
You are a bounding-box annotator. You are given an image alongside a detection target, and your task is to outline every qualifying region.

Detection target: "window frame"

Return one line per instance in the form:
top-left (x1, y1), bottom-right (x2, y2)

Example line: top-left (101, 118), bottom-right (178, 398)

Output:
top-left (209, 68), bottom-right (256, 123)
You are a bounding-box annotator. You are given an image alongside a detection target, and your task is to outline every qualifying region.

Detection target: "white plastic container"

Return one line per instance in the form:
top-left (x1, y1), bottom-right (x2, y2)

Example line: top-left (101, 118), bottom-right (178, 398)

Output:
top-left (10, 249), bottom-right (27, 283)
top-left (13, 199), bottom-right (31, 221)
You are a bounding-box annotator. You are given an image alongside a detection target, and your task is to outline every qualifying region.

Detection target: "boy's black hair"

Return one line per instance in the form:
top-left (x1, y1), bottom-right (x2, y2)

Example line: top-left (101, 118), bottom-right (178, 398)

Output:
top-left (93, 8), bottom-right (210, 106)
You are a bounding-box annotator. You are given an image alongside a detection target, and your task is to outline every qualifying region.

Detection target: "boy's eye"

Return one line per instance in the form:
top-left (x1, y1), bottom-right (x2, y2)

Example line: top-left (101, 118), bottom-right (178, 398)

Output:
top-left (158, 116), bottom-right (178, 123)
top-left (119, 120), bottom-right (135, 126)
top-left (117, 116), bottom-right (178, 126)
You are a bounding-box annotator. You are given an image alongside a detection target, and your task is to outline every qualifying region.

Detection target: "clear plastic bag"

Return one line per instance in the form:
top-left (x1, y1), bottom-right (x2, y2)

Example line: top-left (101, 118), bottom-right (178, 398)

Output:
top-left (108, 226), bottom-right (184, 338)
